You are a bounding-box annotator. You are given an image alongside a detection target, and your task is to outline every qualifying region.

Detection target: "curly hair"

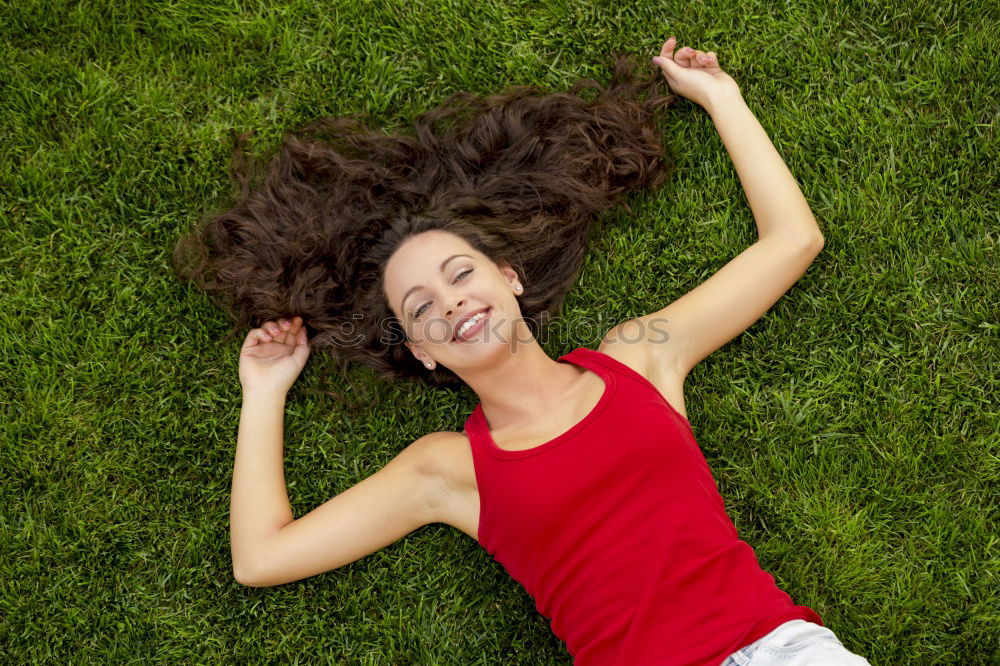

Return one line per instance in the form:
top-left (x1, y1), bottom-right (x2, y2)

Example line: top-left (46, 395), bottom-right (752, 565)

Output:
top-left (172, 51), bottom-right (680, 394)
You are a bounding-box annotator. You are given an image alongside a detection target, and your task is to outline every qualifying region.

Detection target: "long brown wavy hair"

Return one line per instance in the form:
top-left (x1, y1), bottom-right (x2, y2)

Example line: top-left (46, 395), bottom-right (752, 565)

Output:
top-left (172, 51), bottom-right (680, 395)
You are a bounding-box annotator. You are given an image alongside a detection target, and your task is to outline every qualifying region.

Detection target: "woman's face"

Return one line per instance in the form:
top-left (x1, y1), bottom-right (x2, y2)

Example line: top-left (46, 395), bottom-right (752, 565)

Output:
top-left (383, 229), bottom-right (523, 372)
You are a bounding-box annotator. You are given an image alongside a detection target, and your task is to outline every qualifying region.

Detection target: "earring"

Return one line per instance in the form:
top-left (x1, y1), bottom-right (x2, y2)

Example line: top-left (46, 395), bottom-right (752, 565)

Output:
top-left (514, 284), bottom-right (522, 293)
top-left (425, 362), bottom-right (433, 369)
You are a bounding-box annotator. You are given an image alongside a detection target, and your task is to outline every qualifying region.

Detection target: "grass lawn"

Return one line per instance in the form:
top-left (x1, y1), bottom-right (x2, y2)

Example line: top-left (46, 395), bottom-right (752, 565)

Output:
top-left (2, 0), bottom-right (996, 663)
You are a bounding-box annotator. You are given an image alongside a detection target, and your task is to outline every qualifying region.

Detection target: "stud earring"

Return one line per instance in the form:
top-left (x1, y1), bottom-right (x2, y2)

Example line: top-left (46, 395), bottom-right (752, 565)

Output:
top-left (425, 362), bottom-right (433, 369)
top-left (514, 284), bottom-right (522, 293)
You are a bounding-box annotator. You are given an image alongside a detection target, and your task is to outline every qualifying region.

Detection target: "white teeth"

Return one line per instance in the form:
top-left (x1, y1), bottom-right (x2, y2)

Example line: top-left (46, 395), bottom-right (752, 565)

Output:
top-left (456, 311), bottom-right (486, 339)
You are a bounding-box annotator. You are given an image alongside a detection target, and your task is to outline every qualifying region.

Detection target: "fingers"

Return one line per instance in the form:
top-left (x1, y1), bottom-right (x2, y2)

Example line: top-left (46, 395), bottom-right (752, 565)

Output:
top-left (246, 316), bottom-right (306, 348)
top-left (292, 325), bottom-right (310, 365)
top-left (677, 47), bottom-right (710, 67)
top-left (660, 36), bottom-right (677, 60)
top-left (657, 37), bottom-right (718, 70)
top-left (696, 50), bottom-right (718, 68)
top-left (242, 327), bottom-right (273, 349)
top-left (674, 45), bottom-right (695, 67)
top-left (691, 49), bottom-right (717, 67)
top-left (260, 321), bottom-right (283, 345)
top-left (269, 317), bottom-right (297, 343)
top-left (288, 317), bottom-right (308, 348)
top-left (286, 316), bottom-right (305, 341)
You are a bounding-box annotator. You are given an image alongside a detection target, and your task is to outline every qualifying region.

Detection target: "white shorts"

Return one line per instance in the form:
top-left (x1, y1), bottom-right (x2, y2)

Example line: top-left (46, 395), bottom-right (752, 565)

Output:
top-left (719, 619), bottom-right (872, 665)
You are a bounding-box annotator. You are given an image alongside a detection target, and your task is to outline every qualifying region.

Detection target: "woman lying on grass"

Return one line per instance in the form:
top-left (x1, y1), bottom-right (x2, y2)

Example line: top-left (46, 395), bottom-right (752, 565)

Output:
top-left (174, 35), bottom-right (871, 666)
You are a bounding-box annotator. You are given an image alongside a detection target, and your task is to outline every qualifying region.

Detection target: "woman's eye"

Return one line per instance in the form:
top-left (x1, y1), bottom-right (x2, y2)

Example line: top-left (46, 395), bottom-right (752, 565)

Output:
top-left (414, 269), bottom-right (473, 319)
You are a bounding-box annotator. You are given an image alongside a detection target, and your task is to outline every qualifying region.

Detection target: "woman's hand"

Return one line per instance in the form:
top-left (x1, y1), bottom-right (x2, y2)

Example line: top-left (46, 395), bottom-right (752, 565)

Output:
top-left (239, 316), bottom-right (310, 396)
top-left (652, 36), bottom-right (741, 111)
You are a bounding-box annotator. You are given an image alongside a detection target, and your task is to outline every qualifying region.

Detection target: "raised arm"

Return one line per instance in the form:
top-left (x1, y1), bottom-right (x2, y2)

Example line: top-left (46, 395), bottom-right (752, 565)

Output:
top-left (231, 389), bottom-right (447, 586)
top-left (651, 35), bottom-right (820, 238)
top-left (231, 317), bottom-right (448, 587)
top-left (705, 87), bottom-right (823, 242)
top-left (602, 39), bottom-right (824, 382)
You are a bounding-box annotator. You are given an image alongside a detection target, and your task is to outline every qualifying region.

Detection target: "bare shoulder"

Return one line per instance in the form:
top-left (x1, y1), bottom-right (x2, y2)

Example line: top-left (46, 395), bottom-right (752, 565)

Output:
top-left (411, 430), bottom-right (473, 481)
top-left (597, 319), bottom-right (689, 422)
top-left (411, 430), bottom-right (480, 540)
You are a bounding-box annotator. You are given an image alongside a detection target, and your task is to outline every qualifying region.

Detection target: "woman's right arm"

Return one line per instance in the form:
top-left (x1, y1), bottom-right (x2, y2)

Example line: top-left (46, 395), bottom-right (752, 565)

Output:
top-left (231, 317), bottom-right (449, 587)
top-left (230, 387), bottom-right (293, 581)
top-left (231, 388), bottom-right (449, 587)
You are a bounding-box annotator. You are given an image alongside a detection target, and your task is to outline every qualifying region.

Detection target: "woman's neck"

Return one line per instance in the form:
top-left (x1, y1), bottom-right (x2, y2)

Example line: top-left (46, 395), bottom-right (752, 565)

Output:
top-left (458, 340), bottom-right (583, 431)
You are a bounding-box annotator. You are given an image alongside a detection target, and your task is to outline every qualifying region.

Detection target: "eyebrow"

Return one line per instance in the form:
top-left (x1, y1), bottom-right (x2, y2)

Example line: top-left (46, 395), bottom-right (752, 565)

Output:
top-left (400, 254), bottom-right (473, 313)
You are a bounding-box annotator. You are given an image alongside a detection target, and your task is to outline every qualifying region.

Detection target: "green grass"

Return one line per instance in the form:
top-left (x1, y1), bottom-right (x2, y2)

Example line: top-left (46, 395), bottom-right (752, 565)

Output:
top-left (2, 0), bottom-right (997, 663)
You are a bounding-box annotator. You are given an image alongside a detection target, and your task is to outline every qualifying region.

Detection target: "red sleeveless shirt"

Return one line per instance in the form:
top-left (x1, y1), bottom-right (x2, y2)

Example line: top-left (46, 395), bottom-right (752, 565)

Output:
top-left (462, 346), bottom-right (822, 665)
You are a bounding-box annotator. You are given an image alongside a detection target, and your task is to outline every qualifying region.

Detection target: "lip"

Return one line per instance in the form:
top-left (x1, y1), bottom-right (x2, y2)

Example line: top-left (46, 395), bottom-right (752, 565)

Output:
top-left (452, 307), bottom-right (491, 342)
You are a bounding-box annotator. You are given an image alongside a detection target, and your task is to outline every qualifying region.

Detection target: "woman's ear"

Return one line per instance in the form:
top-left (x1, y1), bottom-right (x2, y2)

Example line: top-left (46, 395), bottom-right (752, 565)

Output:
top-left (498, 260), bottom-right (519, 288)
top-left (405, 341), bottom-right (434, 368)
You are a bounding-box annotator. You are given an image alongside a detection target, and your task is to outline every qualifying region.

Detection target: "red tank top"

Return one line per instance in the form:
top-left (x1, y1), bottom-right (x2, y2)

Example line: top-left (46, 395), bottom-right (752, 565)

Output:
top-left (463, 346), bottom-right (822, 665)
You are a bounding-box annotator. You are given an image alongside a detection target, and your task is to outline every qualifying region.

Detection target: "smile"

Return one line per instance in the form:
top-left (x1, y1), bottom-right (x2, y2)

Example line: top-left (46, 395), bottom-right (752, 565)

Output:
top-left (452, 307), bottom-right (491, 342)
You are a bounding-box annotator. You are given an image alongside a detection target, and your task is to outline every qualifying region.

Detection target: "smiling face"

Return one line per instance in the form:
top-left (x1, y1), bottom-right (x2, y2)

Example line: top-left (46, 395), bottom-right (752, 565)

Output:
top-left (383, 229), bottom-right (523, 372)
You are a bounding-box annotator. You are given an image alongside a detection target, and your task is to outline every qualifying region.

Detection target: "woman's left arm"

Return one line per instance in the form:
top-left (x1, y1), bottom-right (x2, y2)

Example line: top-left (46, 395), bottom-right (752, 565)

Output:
top-left (652, 37), bottom-right (822, 244)
top-left (705, 87), bottom-right (823, 242)
top-left (600, 87), bottom-right (825, 381)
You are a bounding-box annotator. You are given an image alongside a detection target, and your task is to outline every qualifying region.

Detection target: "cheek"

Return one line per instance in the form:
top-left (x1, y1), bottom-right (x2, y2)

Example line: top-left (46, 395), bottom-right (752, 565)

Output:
top-left (419, 317), bottom-right (453, 345)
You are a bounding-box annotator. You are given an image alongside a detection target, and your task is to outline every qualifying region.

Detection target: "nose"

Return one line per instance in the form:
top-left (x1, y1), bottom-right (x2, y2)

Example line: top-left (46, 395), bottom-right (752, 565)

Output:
top-left (444, 293), bottom-right (466, 317)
